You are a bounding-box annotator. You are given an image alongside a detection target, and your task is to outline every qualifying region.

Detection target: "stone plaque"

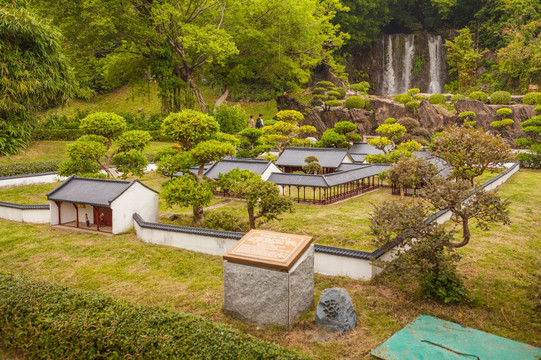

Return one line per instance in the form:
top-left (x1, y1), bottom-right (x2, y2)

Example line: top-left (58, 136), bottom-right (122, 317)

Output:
top-left (223, 229), bottom-right (313, 271)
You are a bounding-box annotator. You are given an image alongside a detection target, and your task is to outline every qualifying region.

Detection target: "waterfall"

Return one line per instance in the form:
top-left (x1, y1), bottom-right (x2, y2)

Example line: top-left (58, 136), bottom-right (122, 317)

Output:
top-left (400, 34), bottom-right (416, 94)
top-left (381, 35), bottom-right (396, 96)
top-left (427, 34), bottom-right (443, 93)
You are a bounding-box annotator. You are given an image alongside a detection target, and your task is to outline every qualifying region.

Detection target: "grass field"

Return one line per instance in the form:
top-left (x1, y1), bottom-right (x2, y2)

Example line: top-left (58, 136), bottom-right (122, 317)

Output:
top-left (0, 169), bottom-right (539, 359)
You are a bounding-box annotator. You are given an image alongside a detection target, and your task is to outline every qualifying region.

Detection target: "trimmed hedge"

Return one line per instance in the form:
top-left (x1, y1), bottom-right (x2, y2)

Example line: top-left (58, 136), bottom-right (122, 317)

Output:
top-left (468, 91), bottom-right (488, 103)
top-left (451, 94), bottom-right (466, 103)
top-left (344, 96), bottom-right (364, 109)
top-left (523, 92), bottom-right (541, 105)
top-left (0, 160), bottom-right (61, 177)
top-left (490, 91), bottom-right (511, 105)
top-left (33, 129), bottom-right (84, 141)
top-left (325, 100), bottom-right (342, 107)
top-left (0, 273), bottom-right (310, 360)
top-left (428, 94), bottom-right (446, 105)
top-left (393, 94), bottom-right (410, 104)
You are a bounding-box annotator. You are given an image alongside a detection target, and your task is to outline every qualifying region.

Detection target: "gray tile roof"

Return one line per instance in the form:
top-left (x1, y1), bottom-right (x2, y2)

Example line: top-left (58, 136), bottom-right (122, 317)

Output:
top-left (47, 176), bottom-right (157, 207)
top-left (276, 148), bottom-right (351, 168)
top-left (348, 142), bottom-right (385, 155)
top-left (204, 159), bottom-right (272, 179)
top-left (268, 164), bottom-right (390, 188)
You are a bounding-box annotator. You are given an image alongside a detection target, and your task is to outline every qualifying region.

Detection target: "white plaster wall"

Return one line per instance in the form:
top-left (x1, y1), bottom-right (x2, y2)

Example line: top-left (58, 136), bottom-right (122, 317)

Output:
top-left (0, 174), bottom-right (64, 189)
top-left (49, 201), bottom-right (77, 225)
top-left (134, 221), bottom-right (239, 256)
top-left (314, 252), bottom-right (374, 280)
top-left (0, 206), bottom-right (49, 223)
top-left (261, 163), bottom-right (281, 181)
top-left (0, 206), bottom-right (22, 222)
top-left (49, 201), bottom-right (59, 224)
top-left (111, 182), bottom-right (158, 234)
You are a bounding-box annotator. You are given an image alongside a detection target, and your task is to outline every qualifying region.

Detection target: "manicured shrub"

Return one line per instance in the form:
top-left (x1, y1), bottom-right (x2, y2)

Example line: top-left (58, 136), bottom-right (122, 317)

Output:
top-left (490, 91), bottom-right (511, 105)
top-left (523, 92), bottom-right (541, 105)
top-left (394, 94), bottom-right (410, 104)
top-left (148, 131), bottom-right (174, 142)
top-left (451, 94), bottom-right (466, 103)
top-left (326, 90), bottom-right (341, 98)
top-left (364, 98), bottom-right (373, 111)
top-left (384, 117), bottom-right (396, 124)
top-left (312, 94), bottom-right (327, 100)
top-left (414, 95), bottom-right (426, 100)
top-left (316, 80), bottom-right (335, 89)
top-left (0, 274), bottom-right (309, 360)
top-left (459, 111), bottom-right (476, 121)
top-left (407, 88), bottom-right (420, 96)
top-left (0, 160), bottom-right (61, 177)
top-left (333, 87), bottom-right (346, 99)
top-left (500, 118), bottom-right (514, 127)
top-left (311, 87), bottom-right (326, 95)
top-left (468, 91), bottom-right (488, 103)
top-left (344, 96), bottom-right (364, 109)
top-left (428, 94), bottom-right (447, 105)
top-left (398, 117), bottom-right (420, 131)
top-left (517, 152), bottom-right (541, 169)
top-left (496, 108), bottom-right (513, 117)
top-left (327, 95), bottom-right (337, 100)
top-left (534, 105), bottom-right (541, 113)
top-left (275, 110), bottom-right (304, 123)
top-left (405, 101), bottom-right (421, 112)
top-left (325, 100), bottom-right (343, 107)
top-left (350, 82), bottom-right (370, 94)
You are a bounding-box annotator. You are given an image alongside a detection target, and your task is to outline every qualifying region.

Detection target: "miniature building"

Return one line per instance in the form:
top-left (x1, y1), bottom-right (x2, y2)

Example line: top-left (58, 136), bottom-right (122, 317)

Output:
top-left (268, 164), bottom-right (390, 204)
top-left (203, 159), bottom-right (281, 181)
top-left (47, 176), bottom-right (158, 234)
top-left (348, 142), bottom-right (385, 163)
top-left (276, 147), bottom-right (353, 174)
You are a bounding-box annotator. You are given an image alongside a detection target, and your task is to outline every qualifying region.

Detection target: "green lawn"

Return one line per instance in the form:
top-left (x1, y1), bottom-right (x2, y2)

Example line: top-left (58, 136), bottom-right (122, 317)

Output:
top-left (0, 169), bottom-right (539, 359)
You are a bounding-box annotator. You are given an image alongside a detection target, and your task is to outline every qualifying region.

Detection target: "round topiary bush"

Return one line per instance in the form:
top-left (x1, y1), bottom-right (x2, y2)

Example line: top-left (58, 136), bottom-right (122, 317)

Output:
top-left (414, 95), bottom-right (427, 100)
top-left (327, 95), bottom-right (337, 100)
top-left (312, 87), bottom-right (326, 95)
top-left (428, 94), bottom-right (447, 105)
top-left (384, 117), bottom-right (396, 124)
top-left (490, 91), bottom-right (511, 105)
top-left (500, 118), bottom-right (515, 127)
top-left (523, 92), bottom-right (541, 105)
top-left (312, 94), bottom-right (327, 100)
top-left (316, 80), bottom-right (335, 89)
top-left (344, 96), bottom-right (364, 109)
top-left (394, 94), bottom-right (410, 104)
top-left (459, 111), bottom-right (476, 121)
top-left (334, 87), bottom-right (346, 99)
top-left (325, 100), bottom-right (343, 107)
top-left (496, 108), bottom-right (513, 117)
top-left (451, 94), bottom-right (466, 103)
top-left (468, 91), bottom-right (488, 103)
top-left (407, 88), bottom-right (420, 96)
top-left (534, 105), bottom-right (541, 113)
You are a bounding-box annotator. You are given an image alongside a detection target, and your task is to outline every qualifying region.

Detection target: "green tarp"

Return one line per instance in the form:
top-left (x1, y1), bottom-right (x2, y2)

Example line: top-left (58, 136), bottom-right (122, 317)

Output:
top-left (372, 314), bottom-right (541, 360)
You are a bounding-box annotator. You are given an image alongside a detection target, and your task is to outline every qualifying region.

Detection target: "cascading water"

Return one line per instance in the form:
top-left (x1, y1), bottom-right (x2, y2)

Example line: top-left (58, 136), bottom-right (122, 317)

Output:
top-left (378, 32), bottom-right (445, 95)
top-left (427, 34), bottom-right (443, 93)
top-left (400, 34), bottom-right (416, 94)
top-left (381, 34), bottom-right (396, 96)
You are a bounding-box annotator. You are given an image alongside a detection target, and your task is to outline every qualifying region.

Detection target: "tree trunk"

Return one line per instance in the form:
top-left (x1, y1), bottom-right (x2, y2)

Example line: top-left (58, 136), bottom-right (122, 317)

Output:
top-left (248, 204), bottom-right (256, 229)
top-left (187, 74), bottom-right (206, 113)
top-left (215, 87), bottom-right (229, 107)
top-left (400, 184), bottom-right (404, 200)
top-left (447, 217), bottom-right (471, 248)
top-left (192, 205), bottom-right (204, 226)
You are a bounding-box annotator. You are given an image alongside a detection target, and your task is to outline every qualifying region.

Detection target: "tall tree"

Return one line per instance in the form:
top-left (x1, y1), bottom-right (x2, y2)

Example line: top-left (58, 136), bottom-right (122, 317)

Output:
top-left (0, 4), bottom-right (73, 155)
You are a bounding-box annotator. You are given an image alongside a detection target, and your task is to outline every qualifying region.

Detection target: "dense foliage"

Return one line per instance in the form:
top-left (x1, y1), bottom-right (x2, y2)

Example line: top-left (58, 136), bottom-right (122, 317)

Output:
top-left (0, 4), bottom-right (73, 155)
top-left (0, 161), bottom-right (60, 177)
top-left (0, 273), bottom-right (309, 359)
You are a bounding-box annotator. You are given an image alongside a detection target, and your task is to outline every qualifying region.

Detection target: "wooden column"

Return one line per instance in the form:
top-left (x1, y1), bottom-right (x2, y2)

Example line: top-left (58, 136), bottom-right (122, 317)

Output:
top-left (313, 187), bottom-right (316, 204)
top-left (55, 201), bottom-right (62, 224)
top-left (72, 203), bottom-right (79, 228)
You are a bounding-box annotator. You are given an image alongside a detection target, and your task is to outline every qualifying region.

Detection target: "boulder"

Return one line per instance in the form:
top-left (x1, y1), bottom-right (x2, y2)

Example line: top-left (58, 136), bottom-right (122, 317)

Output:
top-left (315, 288), bottom-right (356, 333)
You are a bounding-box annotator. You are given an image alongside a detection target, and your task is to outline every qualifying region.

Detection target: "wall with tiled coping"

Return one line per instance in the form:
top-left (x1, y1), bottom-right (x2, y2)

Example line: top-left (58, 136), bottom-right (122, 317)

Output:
top-left (0, 162), bottom-right (520, 280)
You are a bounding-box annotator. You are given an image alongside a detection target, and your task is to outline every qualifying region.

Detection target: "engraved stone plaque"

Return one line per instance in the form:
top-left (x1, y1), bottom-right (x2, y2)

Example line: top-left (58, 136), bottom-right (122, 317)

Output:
top-left (223, 229), bottom-right (313, 270)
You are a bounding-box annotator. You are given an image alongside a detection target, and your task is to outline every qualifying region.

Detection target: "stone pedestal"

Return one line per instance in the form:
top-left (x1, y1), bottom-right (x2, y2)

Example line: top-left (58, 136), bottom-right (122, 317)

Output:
top-left (224, 245), bottom-right (313, 327)
top-left (223, 230), bottom-right (314, 327)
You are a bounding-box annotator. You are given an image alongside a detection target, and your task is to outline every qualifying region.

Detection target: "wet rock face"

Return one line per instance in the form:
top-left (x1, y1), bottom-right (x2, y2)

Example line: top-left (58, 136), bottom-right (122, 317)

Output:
top-left (315, 288), bottom-right (356, 333)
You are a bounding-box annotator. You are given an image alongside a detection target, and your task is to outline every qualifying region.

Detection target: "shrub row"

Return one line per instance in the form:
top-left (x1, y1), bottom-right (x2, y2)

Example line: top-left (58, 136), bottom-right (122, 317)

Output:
top-left (517, 153), bottom-right (541, 169)
top-left (33, 129), bottom-right (173, 142)
top-left (0, 273), bottom-right (310, 360)
top-left (33, 129), bottom-right (84, 141)
top-left (0, 160), bottom-right (61, 177)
